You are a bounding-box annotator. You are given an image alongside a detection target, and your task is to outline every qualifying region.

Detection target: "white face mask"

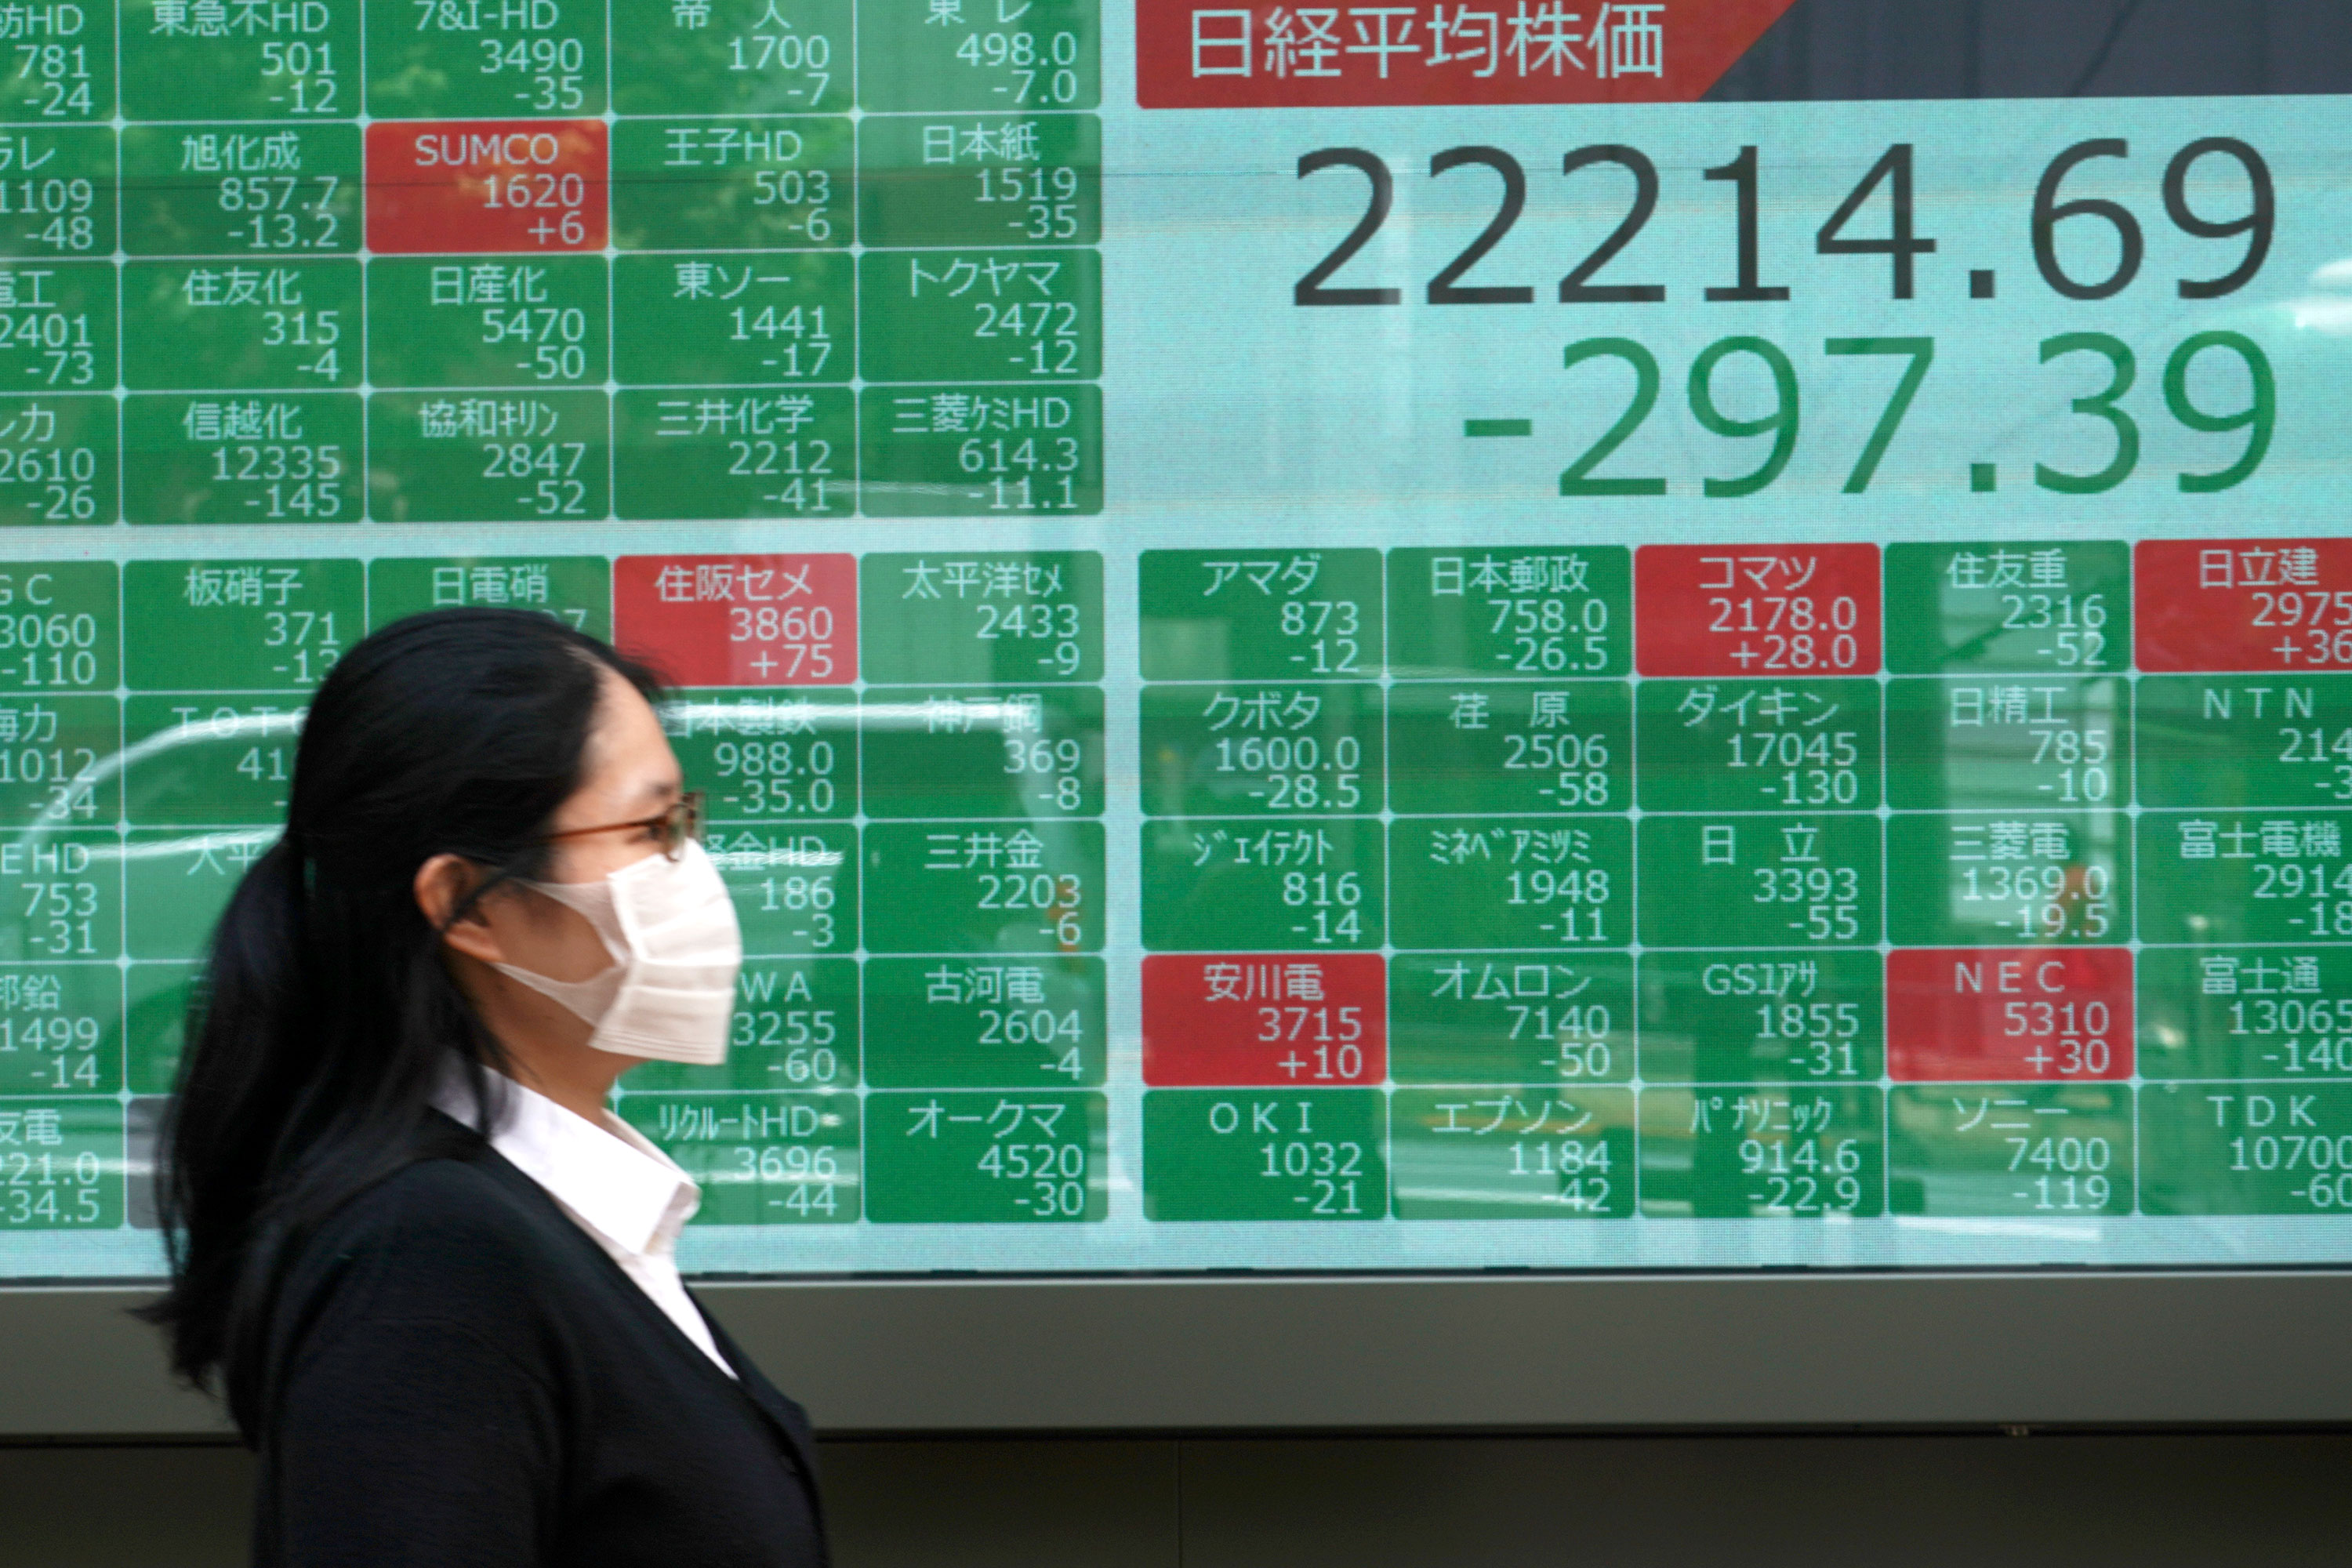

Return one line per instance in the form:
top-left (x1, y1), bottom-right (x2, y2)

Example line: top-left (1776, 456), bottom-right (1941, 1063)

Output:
top-left (491, 840), bottom-right (742, 1065)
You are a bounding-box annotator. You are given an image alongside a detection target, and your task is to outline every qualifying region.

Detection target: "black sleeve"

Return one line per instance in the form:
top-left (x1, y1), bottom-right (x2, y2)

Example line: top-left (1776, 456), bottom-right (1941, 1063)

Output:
top-left (264, 1316), bottom-right (561, 1568)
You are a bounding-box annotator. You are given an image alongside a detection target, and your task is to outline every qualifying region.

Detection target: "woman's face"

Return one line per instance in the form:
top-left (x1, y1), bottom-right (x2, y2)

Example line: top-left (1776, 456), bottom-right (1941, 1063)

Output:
top-left (481, 667), bottom-right (685, 984)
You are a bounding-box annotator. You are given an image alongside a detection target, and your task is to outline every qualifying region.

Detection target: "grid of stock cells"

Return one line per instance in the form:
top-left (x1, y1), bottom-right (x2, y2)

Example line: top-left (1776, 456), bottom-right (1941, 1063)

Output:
top-left (8, 538), bottom-right (2352, 1235)
top-left (0, 0), bottom-right (1102, 529)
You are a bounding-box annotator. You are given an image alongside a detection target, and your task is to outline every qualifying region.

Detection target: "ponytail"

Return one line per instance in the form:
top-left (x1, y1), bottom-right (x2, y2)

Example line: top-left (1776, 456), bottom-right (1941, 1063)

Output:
top-left (140, 609), bottom-right (663, 1435)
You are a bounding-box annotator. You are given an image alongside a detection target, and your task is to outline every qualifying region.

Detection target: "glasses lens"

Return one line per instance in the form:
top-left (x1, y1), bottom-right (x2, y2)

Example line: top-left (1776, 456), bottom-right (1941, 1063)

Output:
top-left (670, 791), bottom-right (706, 858)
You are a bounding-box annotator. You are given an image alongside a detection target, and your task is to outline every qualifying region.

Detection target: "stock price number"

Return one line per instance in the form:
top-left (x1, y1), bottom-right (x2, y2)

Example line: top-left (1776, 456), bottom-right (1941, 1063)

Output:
top-left (1295, 136), bottom-right (2283, 497)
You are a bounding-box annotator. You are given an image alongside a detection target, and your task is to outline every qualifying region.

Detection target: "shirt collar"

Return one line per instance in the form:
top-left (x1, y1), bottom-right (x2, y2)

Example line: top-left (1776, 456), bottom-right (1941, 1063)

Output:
top-left (434, 1065), bottom-right (700, 1258)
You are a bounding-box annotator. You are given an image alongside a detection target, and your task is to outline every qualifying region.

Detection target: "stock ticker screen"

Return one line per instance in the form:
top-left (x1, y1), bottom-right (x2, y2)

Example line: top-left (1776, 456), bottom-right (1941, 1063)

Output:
top-left (2, 0), bottom-right (2352, 1279)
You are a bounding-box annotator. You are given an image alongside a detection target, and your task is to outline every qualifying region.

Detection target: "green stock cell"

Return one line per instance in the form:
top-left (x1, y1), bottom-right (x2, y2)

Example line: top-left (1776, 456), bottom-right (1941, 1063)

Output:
top-left (615, 389), bottom-right (855, 521)
top-left (862, 686), bottom-right (1103, 820)
top-left (125, 829), bottom-right (266, 959)
top-left (0, 262), bottom-right (107, 393)
top-left (0, 395), bottom-right (114, 525)
top-left (124, 557), bottom-right (359, 691)
top-left (0, 10), bottom-right (113, 123)
top-left (855, 0), bottom-right (1099, 111)
top-left (124, 393), bottom-right (358, 524)
top-left (613, 252), bottom-right (848, 386)
top-left (1140, 817), bottom-right (1382, 953)
top-left (2138, 810), bottom-right (2352, 946)
top-left (1139, 550), bottom-right (1383, 683)
top-left (863, 956), bottom-right (1105, 1087)
top-left (616, 1092), bottom-right (858, 1225)
top-left (0, 694), bottom-right (113, 826)
top-left (1140, 683), bottom-right (1381, 820)
top-left (1388, 681), bottom-right (1627, 817)
top-left (1637, 949), bottom-right (1886, 1086)
top-left (1882, 543), bottom-right (2132, 676)
top-left (611, 117), bottom-right (851, 248)
top-left (0, 129), bottom-right (113, 257)
top-left (366, 257), bottom-right (607, 390)
top-left (123, 697), bottom-right (303, 826)
top-left (610, 0), bottom-right (850, 115)
top-left (859, 551), bottom-right (1102, 684)
top-left (1142, 1089), bottom-right (1386, 1221)
top-left (858, 383), bottom-right (1102, 517)
top-left (365, 390), bottom-right (608, 524)
top-left (862, 820), bottom-right (1104, 954)
top-left (858, 249), bottom-right (1098, 383)
top-left (626, 959), bottom-right (859, 1094)
top-left (1391, 817), bottom-right (1632, 952)
top-left (0, 962), bottom-right (119, 1094)
top-left (1885, 812), bottom-right (2129, 946)
top-left (863, 1090), bottom-right (1105, 1223)
top-left (365, 0), bottom-right (604, 118)
top-left (2139, 1082), bottom-right (2352, 1216)
top-left (1391, 1087), bottom-right (1634, 1221)
top-left (858, 114), bottom-right (1099, 249)
top-left (0, 1097), bottom-right (121, 1229)
top-left (1388, 951), bottom-right (1632, 1086)
top-left (124, 960), bottom-right (192, 1094)
top-left (1888, 1084), bottom-right (2134, 1218)
top-left (1635, 679), bottom-right (1881, 815)
top-left (121, 124), bottom-right (356, 256)
top-left (122, 260), bottom-right (358, 390)
top-left (2138, 677), bottom-right (2352, 810)
top-left (1639, 1085), bottom-right (1885, 1219)
top-left (666, 688), bottom-right (855, 824)
top-left (0, 560), bottom-right (113, 693)
top-left (709, 823), bottom-right (854, 957)
top-left (2137, 948), bottom-right (2352, 1081)
top-left (366, 555), bottom-right (609, 636)
top-left (1387, 547), bottom-right (1631, 680)
top-left (1885, 677), bottom-right (2129, 812)
top-left (121, 0), bottom-right (358, 119)
top-left (0, 830), bottom-right (117, 962)
top-left (1635, 815), bottom-right (1882, 949)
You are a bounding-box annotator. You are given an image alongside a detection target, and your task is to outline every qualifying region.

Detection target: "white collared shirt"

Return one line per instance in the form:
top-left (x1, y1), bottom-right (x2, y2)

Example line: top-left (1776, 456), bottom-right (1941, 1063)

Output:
top-left (434, 1068), bottom-right (736, 1377)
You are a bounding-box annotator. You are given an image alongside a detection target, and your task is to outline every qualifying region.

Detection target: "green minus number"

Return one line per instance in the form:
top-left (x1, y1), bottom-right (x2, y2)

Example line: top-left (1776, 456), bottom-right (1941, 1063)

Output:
top-left (1465, 419), bottom-right (1534, 438)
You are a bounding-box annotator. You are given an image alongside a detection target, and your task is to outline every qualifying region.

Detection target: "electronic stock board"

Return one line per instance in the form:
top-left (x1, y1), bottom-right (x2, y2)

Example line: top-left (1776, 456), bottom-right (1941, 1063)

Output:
top-left (2, 0), bottom-right (2351, 1288)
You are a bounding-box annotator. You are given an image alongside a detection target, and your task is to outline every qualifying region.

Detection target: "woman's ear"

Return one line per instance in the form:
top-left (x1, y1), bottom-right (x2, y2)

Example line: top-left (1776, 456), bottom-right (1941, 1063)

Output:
top-left (415, 854), bottom-right (506, 965)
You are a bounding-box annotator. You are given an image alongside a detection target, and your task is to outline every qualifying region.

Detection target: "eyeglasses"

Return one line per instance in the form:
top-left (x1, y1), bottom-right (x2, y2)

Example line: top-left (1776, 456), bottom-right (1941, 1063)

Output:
top-left (539, 789), bottom-right (706, 862)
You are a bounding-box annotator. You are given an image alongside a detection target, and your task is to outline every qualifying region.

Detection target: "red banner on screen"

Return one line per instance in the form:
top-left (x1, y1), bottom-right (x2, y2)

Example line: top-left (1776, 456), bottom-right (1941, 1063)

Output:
top-left (1634, 543), bottom-right (1881, 677)
top-left (2135, 539), bottom-right (2352, 673)
top-left (367, 120), bottom-right (608, 255)
top-left (614, 554), bottom-right (856, 687)
top-left (1143, 953), bottom-right (1387, 1086)
top-left (1886, 948), bottom-right (2134, 1083)
top-left (1137, 0), bottom-right (1798, 108)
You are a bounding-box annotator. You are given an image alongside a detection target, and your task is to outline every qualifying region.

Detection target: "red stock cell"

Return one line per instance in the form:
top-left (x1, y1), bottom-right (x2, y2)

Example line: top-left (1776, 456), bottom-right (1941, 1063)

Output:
top-left (1142, 953), bottom-right (1385, 1087)
top-left (1134, 0), bottom-right (1800, 109)
top-left (2135, 539), bottom-right (2352, 673)
top-left (1886, 948), bottom-right (2132, 1083)
top-left (1634, 543), bottom-right (1881, 677)
top-left (366, 119), bottom-right (608, 254)
top-left (613, 554), bottom-right (855, 687)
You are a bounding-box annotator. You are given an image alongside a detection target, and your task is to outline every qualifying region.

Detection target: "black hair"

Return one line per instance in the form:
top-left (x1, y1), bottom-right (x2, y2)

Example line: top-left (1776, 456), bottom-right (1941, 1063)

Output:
top-left (142, 608), bottom-right (662, 1435)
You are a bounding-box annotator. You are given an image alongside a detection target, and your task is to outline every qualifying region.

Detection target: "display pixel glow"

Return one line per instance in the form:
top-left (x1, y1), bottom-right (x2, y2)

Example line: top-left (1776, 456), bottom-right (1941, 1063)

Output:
top-left (2, 0), bottom-right (2350, 1279)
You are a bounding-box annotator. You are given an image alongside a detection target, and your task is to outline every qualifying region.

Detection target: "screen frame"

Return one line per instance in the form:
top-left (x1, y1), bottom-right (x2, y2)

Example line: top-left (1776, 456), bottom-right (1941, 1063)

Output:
top-left (7, 1269), bottom-right (2350, 1436)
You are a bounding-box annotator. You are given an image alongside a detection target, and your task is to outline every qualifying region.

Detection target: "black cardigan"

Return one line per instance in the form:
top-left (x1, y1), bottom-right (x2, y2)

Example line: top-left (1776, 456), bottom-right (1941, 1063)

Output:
top-left (249, 1116), bottom-right (829, 1566)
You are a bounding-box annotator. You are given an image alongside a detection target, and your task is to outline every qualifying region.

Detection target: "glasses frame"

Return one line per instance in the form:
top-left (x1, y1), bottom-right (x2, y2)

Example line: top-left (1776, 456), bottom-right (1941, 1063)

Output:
top-left (539, 789), bottom-right (706, 862)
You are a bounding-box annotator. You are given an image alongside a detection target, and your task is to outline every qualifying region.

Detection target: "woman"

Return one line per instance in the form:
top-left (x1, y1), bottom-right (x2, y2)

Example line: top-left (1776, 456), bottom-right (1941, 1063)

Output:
top-left (145, 608), bottom-right (828, 1566)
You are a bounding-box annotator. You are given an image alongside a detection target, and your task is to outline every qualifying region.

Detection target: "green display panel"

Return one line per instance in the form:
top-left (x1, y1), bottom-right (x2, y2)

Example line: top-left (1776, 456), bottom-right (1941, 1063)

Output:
top-left (5, 4), bottom-right (2352, 1284)
top-left (620, 1091), bottom-right (859, 1225)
